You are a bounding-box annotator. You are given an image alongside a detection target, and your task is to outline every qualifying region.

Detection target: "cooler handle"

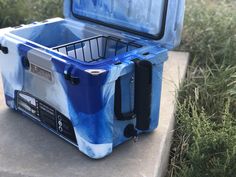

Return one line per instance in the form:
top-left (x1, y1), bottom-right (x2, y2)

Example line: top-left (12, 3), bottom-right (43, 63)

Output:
top-left (114, 77), bottom-right (136, 120)
top-left (114, 59), bottom-right (153, 131)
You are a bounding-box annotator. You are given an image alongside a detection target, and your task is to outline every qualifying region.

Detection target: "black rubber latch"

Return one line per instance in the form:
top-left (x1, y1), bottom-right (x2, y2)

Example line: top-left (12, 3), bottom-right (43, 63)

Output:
top-left (0, 44), bottom-right (8, 54)
top-left (22, 56), bottom-right (30, 69)
top-left (64, 71), bottom-right (71, 81)
top-left (70, 76), bottom-right (80, 85)
top-left (64, 65), bottom-right (73, 81)
top-left (64, 66), bottom-right (80, 85)
top-left (124, 124), bottom-right (138, 138)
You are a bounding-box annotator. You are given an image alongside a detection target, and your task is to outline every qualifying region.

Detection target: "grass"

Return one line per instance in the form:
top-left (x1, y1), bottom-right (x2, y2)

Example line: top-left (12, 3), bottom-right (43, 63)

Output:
top-left (167, 0), bottom-right (236, 177)
top-left (0, 0), bottom-right (235, 176)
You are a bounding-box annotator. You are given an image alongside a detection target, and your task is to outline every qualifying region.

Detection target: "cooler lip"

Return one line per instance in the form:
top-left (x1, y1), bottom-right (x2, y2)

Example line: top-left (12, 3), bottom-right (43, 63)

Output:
top-left (4, 29), bottom-right (167, 69)
top-left (70, 0), bottom-right (169, 41)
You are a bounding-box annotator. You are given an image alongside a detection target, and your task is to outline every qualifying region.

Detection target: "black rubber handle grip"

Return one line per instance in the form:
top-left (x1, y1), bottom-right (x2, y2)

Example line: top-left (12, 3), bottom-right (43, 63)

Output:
top-left (134, 60), bottom-right (152, 130)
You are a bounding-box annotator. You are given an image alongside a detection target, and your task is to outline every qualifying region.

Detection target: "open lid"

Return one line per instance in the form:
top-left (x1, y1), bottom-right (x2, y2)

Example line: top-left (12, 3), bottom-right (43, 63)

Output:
top-left (64, 0), bottom-right (185, 49)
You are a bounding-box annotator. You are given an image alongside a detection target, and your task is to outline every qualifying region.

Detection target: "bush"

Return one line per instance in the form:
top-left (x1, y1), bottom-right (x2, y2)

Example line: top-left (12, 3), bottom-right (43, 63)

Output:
top-left (0, 0), bottom-right (63, 28)
top-left (167, 0), bottom-right (236, 177)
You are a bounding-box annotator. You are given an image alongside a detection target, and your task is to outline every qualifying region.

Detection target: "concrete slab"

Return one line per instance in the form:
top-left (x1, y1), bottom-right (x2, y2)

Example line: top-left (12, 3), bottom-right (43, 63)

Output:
top-left (0, 52), bottom-right (189, 177)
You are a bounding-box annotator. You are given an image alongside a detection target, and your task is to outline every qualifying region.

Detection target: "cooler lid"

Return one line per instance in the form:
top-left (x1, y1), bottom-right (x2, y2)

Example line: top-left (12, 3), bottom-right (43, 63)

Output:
top-left (64, 0), bottom-right (185, 49)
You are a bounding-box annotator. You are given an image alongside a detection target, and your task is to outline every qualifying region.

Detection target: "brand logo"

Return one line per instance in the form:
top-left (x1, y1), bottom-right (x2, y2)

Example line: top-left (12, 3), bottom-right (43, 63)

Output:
top-left (30, 63), bottom-right (53, 82)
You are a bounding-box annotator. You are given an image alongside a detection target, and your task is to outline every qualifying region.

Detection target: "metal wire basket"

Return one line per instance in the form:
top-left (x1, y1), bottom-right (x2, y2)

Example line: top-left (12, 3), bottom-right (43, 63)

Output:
top-left (52, 36), bottom-right (142, 63)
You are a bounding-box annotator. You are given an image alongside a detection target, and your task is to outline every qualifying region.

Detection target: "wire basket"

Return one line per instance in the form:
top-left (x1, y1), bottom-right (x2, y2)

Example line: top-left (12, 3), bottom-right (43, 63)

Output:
top-left (52, 36), bottom-right (142, 63)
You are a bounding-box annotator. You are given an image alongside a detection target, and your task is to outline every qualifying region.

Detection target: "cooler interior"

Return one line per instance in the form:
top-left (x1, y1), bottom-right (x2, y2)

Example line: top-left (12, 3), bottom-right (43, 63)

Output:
top-left (10, 20), bottom-right (143, 63)
top-left (52, 35), bottom-right (142, 63)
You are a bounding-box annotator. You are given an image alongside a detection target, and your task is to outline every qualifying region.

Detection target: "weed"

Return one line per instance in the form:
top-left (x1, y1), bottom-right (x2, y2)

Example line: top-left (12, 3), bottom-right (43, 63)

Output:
top-left (167, 0), bottom-right (236, 177)
top-left (0, 0), bottom-right (63, 28)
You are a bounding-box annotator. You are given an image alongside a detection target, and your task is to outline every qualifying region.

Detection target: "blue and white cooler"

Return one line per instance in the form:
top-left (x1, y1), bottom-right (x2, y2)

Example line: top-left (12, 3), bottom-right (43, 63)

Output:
top-left (0, 0), bottom-right (185, 159)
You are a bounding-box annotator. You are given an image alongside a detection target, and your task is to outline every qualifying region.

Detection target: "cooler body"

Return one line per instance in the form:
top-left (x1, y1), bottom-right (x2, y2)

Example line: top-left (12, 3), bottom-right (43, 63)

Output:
top-left (0, 19), bottom-right (167, 159)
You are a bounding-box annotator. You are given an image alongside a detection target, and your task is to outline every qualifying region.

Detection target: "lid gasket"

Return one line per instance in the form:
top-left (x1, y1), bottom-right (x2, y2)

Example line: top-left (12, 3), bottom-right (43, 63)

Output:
top-left (71, 0), bottom-right (169, 40)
